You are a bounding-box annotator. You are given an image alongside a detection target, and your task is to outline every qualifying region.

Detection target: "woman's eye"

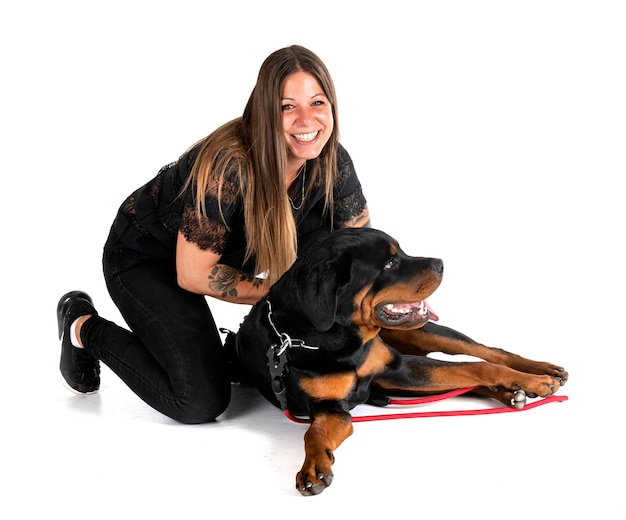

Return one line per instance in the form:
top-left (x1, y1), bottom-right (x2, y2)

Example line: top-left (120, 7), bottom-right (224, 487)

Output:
top-left (281, 104), bottom-right (294, 111)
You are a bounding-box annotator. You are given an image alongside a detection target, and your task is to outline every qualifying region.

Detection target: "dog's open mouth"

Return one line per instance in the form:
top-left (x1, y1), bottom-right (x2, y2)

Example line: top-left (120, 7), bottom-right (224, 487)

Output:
top-left (375, 300), bottom-right (439, 325)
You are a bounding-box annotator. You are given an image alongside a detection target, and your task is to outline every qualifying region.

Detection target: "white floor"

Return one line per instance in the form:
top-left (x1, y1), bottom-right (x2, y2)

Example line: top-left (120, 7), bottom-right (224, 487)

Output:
top-left (5, 282), bottom-right (620, 518)
top-left (3, 1), bottom-right (624, 518)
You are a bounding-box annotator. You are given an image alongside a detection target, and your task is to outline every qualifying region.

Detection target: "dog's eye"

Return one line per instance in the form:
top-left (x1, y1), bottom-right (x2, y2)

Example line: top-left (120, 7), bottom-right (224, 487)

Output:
top-left (384, 258), bottom-right (398, 270)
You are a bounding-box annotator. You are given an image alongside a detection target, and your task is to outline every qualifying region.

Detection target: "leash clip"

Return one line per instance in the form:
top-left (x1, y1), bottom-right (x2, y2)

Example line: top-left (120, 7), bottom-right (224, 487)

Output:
top-left (274, 333), bottom-right (293, 357)
top-left (267, 342), bottom-right (290, 410)
top-left (269, 341), bottom-right (289, 373)
top-left (265, 298), bottom-right (320, 411)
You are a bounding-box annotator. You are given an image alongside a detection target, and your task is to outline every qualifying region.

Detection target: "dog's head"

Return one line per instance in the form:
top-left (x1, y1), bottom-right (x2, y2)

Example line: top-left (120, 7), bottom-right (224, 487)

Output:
top-left (288, 228), bottom-right (443, 334)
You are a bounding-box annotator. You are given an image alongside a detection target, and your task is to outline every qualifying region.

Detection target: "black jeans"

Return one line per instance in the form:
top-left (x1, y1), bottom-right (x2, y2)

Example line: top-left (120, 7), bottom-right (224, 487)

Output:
top-left (80, 224), bottom-right (231, 424)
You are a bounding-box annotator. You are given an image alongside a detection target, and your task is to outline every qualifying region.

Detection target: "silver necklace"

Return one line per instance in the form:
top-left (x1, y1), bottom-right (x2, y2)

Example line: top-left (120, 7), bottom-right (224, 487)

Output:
top-left (289, 163), bottom-right (306, 211)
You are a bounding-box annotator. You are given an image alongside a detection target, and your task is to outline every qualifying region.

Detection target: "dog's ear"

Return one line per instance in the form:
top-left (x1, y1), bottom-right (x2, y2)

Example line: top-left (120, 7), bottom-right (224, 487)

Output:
top-left (296, 260), bottom-right (339, 332)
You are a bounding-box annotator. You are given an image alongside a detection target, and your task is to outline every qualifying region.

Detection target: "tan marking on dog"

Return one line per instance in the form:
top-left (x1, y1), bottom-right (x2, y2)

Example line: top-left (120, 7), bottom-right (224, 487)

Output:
top-left (353, 282), bottom-right (432, 331)
top-left (357, 337), bottom-right (394, 377)
top-left (299, 373), bottom-right (356, 400)
top-left (351, 284), bottom-right (376, 328)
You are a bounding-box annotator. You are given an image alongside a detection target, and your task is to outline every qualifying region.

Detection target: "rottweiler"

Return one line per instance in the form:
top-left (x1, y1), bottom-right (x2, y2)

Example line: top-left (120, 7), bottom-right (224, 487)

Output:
top-left (235, 227), bottom-right (568, 496)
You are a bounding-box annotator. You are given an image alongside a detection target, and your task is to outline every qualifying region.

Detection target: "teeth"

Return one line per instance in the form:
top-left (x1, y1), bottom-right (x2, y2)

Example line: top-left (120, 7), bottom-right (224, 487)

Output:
top-left (384, 304), bottom-right (403, 314)
top-left (383, 302), bottom-right (426, 316)
top-left (292, 131), bottom-right (318, 142)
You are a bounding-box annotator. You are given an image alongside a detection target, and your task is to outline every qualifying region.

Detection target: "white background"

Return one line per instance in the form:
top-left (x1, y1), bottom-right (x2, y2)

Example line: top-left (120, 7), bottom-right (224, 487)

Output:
top-left (1, 1), bottom-right (624, 517)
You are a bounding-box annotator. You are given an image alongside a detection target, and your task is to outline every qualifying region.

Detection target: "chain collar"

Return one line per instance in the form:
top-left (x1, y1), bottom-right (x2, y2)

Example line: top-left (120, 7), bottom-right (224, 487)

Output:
top-left (265, 298), bottom-right (319, 410)
top-left (266, 299), bottom-right (320, 356)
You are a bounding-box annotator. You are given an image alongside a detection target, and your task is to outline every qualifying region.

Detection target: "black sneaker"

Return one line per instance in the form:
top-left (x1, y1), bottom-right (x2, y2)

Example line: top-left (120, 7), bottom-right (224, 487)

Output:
top-left (57, 291), bottom-right (100, 394)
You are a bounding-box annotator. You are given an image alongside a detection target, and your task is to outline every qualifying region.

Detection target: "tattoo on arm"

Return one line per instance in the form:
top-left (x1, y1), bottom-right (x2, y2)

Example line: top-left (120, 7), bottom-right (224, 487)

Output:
top-left (208, 265), bottom-right (263, 298)
top-left (340, 210), bottom-right (371, 229)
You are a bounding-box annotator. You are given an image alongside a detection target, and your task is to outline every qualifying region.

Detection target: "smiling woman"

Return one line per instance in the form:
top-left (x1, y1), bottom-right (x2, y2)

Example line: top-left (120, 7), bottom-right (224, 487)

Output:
top-left (56, 45), bottom-right (371, 425)
top-left (281, 70), bottom-right (335, 181)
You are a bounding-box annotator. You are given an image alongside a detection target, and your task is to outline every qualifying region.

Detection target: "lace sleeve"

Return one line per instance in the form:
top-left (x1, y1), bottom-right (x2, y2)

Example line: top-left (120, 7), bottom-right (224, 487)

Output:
top-left (180, 206), bottom-right (229, 253)
top-left (179, 169), bottom-right (242, 255)
top-left (333, 145), bottom-right (368, 225)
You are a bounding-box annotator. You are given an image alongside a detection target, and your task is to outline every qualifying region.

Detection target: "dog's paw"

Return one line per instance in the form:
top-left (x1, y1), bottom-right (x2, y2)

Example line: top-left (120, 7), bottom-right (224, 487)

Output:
top-left (528, 374), bottom-right (563, 398)
top-left (524, 361), bottom-right (569, 386)
top-left (540, 363), bottom-right (568, 387)
top-left (504, 374), bottom-right (562, 408)
top-left (296, 449), bottom-right (335, 496)
top-left (554, 367), bottom-right (568, 386)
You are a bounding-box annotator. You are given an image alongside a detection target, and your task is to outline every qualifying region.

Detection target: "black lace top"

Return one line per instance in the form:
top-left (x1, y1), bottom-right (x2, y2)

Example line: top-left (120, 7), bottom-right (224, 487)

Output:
top-left (112, 143), bottom-right (367, 274)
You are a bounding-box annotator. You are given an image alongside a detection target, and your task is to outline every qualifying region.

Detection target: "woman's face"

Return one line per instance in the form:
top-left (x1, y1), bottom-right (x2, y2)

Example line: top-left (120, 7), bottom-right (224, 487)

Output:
top-left (281, 70), bottom-right (334, 172)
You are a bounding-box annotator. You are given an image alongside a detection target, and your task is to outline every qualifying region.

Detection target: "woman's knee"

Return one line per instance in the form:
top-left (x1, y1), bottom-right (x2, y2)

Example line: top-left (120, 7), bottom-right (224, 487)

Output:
top-left (171, 382), bottom-right (231, 424)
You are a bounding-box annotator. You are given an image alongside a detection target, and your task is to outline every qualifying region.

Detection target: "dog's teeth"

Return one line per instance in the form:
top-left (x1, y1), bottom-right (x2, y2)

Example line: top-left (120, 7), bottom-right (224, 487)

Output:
top-left (384, 302), bottom-right (428, 316)
top-left (384, 304), bottom-right (405, 314)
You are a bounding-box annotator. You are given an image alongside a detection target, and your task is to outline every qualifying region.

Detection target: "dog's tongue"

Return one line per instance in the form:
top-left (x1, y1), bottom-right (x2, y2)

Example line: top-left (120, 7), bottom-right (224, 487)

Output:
top-left (425, 300), bottom-right (439, 321)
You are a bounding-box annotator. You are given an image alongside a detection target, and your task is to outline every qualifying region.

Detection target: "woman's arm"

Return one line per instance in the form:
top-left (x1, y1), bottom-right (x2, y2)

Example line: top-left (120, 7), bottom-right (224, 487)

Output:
top-left (175, 231), bottom-right (268, 304)
top-left (337, 207), bottom-right (371, 229)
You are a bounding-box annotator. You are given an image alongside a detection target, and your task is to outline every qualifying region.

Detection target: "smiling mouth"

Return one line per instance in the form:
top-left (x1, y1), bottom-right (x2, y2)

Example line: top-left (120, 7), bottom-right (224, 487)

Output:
top-left (292, 131), bottom-right (319, 142)
top-left (375, 300), bottom-right (439, 326)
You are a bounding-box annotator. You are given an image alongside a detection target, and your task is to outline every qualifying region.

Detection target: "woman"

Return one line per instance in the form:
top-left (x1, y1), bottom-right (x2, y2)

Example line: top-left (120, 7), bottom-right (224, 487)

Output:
top-left (57, 45), bottom-right (370, 424)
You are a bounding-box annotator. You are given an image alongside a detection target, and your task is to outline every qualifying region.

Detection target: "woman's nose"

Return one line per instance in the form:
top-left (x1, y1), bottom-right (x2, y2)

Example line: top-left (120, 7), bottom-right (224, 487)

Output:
top-left (295, 106), bottom-right (313, 124)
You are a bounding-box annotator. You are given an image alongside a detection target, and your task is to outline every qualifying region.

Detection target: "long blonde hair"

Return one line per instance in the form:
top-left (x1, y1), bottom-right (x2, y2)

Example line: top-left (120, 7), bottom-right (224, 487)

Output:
top-left (185, 45), bottom-right (340, 285)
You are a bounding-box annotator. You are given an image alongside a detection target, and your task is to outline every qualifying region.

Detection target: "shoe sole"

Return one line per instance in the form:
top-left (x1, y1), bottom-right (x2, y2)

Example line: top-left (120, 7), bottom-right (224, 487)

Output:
top-left (58, 373), bottom-right (99, 396)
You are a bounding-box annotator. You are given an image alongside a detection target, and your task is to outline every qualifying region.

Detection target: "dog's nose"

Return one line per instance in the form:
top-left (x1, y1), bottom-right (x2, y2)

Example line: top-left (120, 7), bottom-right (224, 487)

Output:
top-left (430, 258), bottom-right (444, 276)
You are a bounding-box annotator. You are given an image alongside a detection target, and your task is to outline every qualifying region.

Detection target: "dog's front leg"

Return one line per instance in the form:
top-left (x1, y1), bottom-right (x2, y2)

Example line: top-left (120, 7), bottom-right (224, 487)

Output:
top-left (296, 407), bottom-right (353, 496)
top-left (381, 325), bottom-right (569, 384)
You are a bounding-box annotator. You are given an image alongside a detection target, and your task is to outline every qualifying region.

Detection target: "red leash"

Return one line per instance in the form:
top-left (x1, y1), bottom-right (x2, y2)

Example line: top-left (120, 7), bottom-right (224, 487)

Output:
top-left (283, 387), bottom-right (569, 424)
